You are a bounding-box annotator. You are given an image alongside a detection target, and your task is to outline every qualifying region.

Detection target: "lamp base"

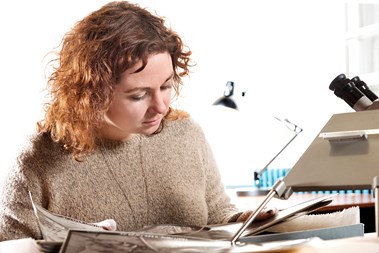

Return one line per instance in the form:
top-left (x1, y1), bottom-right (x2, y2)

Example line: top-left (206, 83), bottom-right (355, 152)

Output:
top-left (235, 187), bottom-right (271, 196)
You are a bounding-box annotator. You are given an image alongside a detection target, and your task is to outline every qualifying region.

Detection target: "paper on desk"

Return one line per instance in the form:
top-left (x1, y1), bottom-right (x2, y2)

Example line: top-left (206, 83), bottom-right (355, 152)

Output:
top-left (266, 206), bottom-right (360, 233)
top-left (136, 194), bottom-right (335, 241)
top-left (59, 229), bottom-right (322, 253)
top-left (29, 192), bottom-right (104, 242)
top-left (29, 192), bottom-right (334, 244)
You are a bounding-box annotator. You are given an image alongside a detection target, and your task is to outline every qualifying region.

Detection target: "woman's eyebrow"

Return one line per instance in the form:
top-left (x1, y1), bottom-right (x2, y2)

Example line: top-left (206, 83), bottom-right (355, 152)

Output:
top-left (163, 72), bottom-right (174, 84)
top-left (124, 72), bottom-right (174, 93)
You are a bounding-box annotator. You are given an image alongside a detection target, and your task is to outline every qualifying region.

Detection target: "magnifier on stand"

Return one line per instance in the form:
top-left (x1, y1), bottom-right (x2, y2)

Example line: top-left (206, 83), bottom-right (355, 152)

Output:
top-left (231, 74), bottom-right (379, 243)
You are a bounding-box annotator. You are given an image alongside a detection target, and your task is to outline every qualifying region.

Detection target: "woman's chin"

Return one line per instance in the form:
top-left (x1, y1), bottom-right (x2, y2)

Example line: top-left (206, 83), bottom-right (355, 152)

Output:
top-left (144, 123), bottom-right (162, 135)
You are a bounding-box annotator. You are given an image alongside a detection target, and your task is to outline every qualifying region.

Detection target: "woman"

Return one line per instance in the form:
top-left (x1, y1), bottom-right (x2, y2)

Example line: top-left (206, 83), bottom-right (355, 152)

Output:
top-left (0, 1), bottom-right (274, 241)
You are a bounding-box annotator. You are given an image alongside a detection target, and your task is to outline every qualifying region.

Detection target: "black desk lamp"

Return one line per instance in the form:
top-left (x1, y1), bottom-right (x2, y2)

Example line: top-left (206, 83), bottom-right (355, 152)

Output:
top-left (213, 81), bottom-right (240, 110)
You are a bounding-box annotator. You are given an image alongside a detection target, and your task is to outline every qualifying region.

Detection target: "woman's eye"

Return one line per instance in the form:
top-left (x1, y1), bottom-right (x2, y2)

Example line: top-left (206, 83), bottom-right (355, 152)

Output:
top-left (130, 93), bottom-right (146, 101)
top-left (162, 83), bottom-right (173, 90)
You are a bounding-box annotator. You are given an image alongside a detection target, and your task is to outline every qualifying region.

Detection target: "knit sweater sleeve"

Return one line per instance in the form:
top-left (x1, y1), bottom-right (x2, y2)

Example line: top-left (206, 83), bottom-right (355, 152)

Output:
top-left (194, 121), bottom-right (240, 224)
top-left (0, 159), bottom-right (43, 241)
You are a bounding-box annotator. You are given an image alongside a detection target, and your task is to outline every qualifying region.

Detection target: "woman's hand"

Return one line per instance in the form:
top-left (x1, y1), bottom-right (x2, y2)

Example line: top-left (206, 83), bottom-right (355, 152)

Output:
top-left (233, 207), bottom-right (278, 223)
top-left (91, 219), bottom-right (117, 231)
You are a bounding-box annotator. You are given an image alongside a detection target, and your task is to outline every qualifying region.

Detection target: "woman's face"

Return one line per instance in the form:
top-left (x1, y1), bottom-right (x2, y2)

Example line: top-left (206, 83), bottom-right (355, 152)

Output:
top-left (100, 52), bottom-right (174, 141)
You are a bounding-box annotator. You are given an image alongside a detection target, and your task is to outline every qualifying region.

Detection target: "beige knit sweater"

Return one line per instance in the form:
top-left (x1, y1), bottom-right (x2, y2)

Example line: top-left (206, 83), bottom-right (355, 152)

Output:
top-left (0, 117), bottom-right (239, 241)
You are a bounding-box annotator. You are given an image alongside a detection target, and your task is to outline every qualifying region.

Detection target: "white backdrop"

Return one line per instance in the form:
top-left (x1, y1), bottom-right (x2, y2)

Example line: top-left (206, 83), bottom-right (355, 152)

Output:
top-left (0, 0), bottom-right (352, 186)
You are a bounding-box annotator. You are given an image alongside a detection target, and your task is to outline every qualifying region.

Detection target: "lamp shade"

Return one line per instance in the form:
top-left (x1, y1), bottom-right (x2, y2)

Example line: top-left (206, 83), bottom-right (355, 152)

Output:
top-left (213, 96), bottom-right (238, 110)
top-left (213, 81), bottom-right (238, 110)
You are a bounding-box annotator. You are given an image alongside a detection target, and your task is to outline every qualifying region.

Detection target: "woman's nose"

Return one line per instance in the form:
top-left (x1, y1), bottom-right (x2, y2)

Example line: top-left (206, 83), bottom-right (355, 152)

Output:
top-left (150, 92), bottom-right (167, 114)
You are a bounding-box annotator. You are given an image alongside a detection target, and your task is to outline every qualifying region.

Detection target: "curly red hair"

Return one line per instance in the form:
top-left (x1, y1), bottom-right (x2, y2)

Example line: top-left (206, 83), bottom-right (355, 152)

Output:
top-left (37, 1), bottom-right (192, 160)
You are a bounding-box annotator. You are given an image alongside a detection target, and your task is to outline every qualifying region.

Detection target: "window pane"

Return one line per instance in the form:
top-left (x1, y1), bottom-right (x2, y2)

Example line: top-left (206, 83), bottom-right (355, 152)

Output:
top-left (359, 4), bottom-right (379, 28)
top-left (347, 34), bottom-right (379, 74)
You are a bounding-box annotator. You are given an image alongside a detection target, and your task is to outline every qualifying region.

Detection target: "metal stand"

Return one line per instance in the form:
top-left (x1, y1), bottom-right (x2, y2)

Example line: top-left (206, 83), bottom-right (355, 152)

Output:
top-left (230, 179), bottom-right (292, 245)
top-left (373, 176), bottom-right (379, 237)
top-left (236, 118), bottom-right (302, 197)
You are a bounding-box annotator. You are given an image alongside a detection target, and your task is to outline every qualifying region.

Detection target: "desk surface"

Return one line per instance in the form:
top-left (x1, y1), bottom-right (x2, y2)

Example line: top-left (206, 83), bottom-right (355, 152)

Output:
top-left (1, 234), bottom-right (378, 253)
top-left (303, 234), bottom-right (379, 253)
top-left (228, 191), bottom-right (375, 212)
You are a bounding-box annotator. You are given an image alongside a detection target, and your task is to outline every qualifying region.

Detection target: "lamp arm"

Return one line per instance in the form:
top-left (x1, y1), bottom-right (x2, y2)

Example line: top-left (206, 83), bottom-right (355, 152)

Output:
top-left (254, 133), bottom-right (300, 185)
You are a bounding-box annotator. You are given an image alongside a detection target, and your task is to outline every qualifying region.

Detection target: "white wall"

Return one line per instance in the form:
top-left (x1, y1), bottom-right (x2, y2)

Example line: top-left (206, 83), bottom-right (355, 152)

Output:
top-left (0, 0), bottom-right (351, 186)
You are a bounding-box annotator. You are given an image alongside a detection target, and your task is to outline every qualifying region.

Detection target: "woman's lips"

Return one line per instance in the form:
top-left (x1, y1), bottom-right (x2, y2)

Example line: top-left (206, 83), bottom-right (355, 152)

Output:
top-left (143, 117), bottom-right (161, 126)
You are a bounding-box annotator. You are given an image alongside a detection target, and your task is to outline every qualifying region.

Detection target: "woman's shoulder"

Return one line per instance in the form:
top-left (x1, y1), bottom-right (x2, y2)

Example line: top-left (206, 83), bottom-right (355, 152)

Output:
top-left (17, 132), bottom-right (68, 168)
top-left (24, 132), bottom-right (64, 153)
top-left (164, 109), bottom-right (203, 135)
top-left (1, 133), bottom-right (68, 187)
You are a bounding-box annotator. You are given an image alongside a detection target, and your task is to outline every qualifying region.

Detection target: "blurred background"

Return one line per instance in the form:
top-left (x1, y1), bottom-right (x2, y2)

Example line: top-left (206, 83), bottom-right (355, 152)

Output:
top-left (1, 0), bottom-right (378, 188)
